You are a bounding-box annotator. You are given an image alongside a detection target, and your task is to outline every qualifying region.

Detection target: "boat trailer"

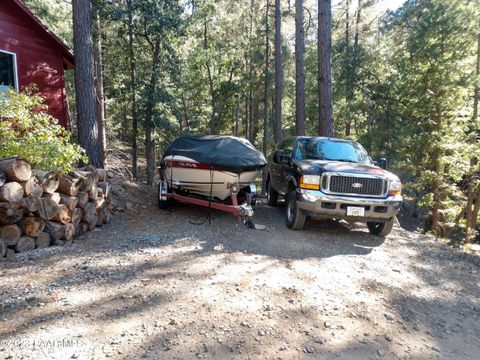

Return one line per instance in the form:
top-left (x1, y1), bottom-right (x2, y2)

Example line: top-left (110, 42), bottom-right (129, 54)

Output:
top-left (158, 180), bottom-right (265, 230)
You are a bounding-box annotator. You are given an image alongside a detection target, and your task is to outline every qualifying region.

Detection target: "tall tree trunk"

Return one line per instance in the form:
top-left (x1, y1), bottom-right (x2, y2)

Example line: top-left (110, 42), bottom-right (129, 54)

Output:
top-left (474, 33), bottom-right (480, 126)
top-left (295, 0), bottom-right (305, 135)
top-left (350, 0), bottom-right (362, 135)
top-left (263, 0), bottom-right (270, 193)
top-left (248, 0), bottom-right (255, 142)
top-left (273, 0), bottom-right (282, 144)
top-left (464, 32), bottom-right (480, 243)
top-left (122, 105), bottom-right (128, 141)
top-left (244, 82), bottom-right (249, 139)
top-left (251, 98), bottom-right (260, 145)
top-left (145, 40), bottom-right (161, 186)
top-left (318, 0), bottom-right (334, 137)
top-left (234, 95), bottom-right (239, 137)
top-left (127, 0), bottom-right (138, 180)
top-left (93, 8), bottom-right (106, 166)
top-left (72, 0), bottom-right (103, 168)
top-left (345, 0), bottom-right (350, 50)
top-left (430, 100), bottom-right (444, 237)
top-left (344, 0), bottom-right (351, 136)
top-left (180, 94), bottom-right (190, 133)
top-left (353, 0), bottom-right (361, 58)
top-left (204, 20), bottom-right (216, 134)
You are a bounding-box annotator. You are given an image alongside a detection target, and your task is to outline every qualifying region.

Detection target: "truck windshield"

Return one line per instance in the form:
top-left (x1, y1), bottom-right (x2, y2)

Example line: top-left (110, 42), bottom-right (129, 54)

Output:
top-left (294, 138), bottom-right (372, 164)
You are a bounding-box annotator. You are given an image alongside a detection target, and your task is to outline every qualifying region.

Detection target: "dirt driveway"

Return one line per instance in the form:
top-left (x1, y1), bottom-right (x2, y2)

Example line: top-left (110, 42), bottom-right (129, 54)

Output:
top-left (1, 188), bottom-right (479, 360)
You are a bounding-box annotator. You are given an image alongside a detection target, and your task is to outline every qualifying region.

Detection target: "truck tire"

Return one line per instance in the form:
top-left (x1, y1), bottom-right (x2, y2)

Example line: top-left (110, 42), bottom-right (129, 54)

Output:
top-left (157, 181), bottom-right (170, 209)
top-left (367, 218), bottom-right (394, 236)
top-left (267, 179), bottom-right (279, 207)
top-left (285, 190), bottom-right (306, 230)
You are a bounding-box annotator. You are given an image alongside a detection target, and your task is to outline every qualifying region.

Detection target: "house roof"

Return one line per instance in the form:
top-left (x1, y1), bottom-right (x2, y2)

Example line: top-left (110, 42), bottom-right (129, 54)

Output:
top-left (12, 0), bottom-right (75, 68)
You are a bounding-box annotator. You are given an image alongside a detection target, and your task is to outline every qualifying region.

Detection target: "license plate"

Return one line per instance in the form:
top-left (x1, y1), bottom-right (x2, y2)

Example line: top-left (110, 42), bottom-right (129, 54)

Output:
top-left (347, 206), bottom-right (365, 217)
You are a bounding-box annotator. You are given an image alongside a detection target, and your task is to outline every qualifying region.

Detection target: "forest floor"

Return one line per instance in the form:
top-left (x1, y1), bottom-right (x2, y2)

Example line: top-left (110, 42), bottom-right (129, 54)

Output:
top-left (1, 179), bottom-right (479, 360)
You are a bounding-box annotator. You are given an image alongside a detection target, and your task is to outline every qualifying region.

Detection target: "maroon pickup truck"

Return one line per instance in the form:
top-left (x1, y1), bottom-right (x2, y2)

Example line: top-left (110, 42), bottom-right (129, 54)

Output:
top-left (266, 136), bottom-right (403, 236)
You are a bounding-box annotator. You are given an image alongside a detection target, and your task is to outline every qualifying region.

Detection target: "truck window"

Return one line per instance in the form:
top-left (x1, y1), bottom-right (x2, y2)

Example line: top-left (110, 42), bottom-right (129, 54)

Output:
top-left (294, 138), bottom-right (372, 164)
top-left (278, 138), bottom-right (294, 158)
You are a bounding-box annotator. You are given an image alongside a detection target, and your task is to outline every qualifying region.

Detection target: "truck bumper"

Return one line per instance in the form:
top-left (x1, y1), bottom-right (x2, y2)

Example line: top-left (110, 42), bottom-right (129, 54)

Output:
top-left (296, 189), bottom-right (403, 223)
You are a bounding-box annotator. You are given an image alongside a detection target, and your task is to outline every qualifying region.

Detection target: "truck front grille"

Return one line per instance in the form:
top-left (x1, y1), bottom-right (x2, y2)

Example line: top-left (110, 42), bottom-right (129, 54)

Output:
top-left (326, 175), bottom-right (386, 197)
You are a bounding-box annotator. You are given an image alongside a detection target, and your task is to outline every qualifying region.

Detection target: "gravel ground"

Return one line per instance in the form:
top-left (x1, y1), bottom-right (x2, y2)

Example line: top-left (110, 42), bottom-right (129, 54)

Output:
top-left (1, 185), bottom-right (479, 360)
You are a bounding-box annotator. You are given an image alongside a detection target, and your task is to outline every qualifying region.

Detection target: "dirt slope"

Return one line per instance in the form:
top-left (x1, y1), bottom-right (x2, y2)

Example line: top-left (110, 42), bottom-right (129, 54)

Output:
top-left (1, 187), bottom-right (479, 360)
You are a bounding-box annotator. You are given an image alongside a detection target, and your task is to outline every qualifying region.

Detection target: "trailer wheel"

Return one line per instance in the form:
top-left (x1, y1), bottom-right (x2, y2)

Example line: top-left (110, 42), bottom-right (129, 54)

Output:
top-left (157, 181), bottom-right (170, 209)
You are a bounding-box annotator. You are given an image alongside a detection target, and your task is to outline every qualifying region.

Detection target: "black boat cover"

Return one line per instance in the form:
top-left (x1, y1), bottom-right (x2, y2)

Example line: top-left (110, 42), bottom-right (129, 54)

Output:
top-left (163, 135), bottom-right (267, 174)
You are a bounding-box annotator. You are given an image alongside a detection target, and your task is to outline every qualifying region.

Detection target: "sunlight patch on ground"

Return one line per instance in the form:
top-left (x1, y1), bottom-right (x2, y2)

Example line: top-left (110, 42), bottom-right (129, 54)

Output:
top-left (60, 288), bottom-right (103, 307)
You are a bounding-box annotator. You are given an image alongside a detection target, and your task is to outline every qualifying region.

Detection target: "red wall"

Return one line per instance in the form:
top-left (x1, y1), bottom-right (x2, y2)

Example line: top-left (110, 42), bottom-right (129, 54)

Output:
top-left (0, 1), bottom-right (70, 127)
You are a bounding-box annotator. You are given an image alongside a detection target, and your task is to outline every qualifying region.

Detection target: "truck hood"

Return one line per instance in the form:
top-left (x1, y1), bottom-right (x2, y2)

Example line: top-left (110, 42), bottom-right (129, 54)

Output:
top-left (297, 160), bottom-right (400, 181)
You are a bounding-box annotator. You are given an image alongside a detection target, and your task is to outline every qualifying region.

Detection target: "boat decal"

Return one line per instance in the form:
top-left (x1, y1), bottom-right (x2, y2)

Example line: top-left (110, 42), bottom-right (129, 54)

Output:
top-left (164, 160), bottom-right (224, 171)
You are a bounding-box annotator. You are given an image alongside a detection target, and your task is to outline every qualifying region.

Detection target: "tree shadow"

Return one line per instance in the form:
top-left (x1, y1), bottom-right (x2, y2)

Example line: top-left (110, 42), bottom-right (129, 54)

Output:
top-left (166, 202), bottom-right (386, 261)
top-left (2, 202), bottom-right (477, 359)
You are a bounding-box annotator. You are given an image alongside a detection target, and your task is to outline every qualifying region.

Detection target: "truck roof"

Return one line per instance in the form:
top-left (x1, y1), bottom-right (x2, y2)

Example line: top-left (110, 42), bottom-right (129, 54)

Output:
top-left (294, 136), bottom-right (355, 143)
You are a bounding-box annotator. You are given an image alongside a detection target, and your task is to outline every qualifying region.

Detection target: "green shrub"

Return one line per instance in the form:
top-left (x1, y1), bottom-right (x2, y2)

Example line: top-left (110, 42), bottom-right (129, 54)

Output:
top-left (0, 88), bottom-right (87, 172)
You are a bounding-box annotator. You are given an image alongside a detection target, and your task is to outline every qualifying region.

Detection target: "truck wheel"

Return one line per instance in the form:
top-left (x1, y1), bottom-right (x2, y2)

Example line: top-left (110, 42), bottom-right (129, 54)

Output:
top-left (157, 181), bottom-right (170, 209)
top-left (285, 190), bottom-right (306, 230)
top-left (267, 180), bottom-right (279, 207)
top-left (367, 218), bottom-right (394, 236)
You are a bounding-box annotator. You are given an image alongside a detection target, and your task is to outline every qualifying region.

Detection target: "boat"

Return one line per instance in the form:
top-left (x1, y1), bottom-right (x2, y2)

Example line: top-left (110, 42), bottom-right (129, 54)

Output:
top-left (159, 135), bottom-right (267, 202)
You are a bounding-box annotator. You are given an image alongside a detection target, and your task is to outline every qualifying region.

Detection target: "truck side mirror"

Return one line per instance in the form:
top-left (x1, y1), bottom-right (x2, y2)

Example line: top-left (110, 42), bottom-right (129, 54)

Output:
top-left (273, 150), bottom-right (287, 164)
top-left (378, 157), bottom-right (387, 170)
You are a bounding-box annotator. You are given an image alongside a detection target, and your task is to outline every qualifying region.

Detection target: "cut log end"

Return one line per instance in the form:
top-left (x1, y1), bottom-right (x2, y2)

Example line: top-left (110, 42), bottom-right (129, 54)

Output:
top-left (0, 158), bottom-right (32, 182)
top-left (0, 224), bottom-right (22, 246)
top-left (71, 208), bottom-right (83, 225)
top-left (0, 182), bottom-right (24, 202)
top-left (20, 177), bottom-right (42, 198)
top-left (44, 221), bottom-right (65, 241)
top-left (58, 174), bottom-right (82, 196)
top-left (73, 170), bottom-right (98, 192)
top-left (36, 198), bottom-right (60, 221)
top-left (43, 192), bottom-right (61, 204)
top-left (35, 232), bottom-right (51, 248)
top-left (18, 217), bottom-right (45, 238)
top-left (60, 194), bottom-right (79, 210)
top-left (0, 203), bottom-right (23, 225)
top-left (63, 223), bottom-right (75, 242)
top-left (77, 192), bottom-right (89, 209)
top-left (52, 204), bottom-right (71, 224)
top-left (34, 170), bottom-right (59, 194)
top-left (14, 236), bottom-right (35, 253)
top-left (21, 196), bottom-right (39, 213)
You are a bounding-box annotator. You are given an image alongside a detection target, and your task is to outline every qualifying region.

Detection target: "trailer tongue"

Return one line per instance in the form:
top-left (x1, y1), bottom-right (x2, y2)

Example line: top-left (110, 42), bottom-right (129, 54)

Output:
top-left (158, 179), bottom-right (264, 229)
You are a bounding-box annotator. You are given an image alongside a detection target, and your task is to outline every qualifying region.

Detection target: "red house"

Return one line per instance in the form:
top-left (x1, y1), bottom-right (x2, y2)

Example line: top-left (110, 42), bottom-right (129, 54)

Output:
top-left (0, 0), bottom-right (74, 127)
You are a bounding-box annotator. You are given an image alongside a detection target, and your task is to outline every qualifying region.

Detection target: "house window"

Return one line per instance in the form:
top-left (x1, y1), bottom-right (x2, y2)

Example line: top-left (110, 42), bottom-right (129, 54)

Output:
top-left (0, 50), bottom-right (18, 93)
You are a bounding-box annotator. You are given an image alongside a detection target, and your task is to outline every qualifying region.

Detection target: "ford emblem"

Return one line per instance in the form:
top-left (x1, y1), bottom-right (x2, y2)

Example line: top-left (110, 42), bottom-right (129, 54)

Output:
top-left (352, 182), bottom-right (363, 189)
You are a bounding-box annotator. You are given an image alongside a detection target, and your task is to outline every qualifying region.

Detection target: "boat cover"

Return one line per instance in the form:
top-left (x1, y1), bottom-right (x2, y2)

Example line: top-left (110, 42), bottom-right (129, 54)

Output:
top-left (163, 135), bottom-right (267, 174)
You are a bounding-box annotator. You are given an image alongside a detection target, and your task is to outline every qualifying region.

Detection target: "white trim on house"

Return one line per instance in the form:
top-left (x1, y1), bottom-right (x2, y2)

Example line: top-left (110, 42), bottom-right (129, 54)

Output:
top-left (0, 48), bottom-right (19, 92)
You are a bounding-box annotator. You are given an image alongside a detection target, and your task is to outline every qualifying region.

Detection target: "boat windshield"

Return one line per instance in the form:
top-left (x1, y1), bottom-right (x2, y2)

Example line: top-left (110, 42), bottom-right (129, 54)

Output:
top-left (294, 138), bottom-right (372, 165)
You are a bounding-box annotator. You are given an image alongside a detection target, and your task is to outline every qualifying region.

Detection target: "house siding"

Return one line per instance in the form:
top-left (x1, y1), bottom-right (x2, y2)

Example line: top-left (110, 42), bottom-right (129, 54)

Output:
top-left (0, 1), bottom-right (71, 127)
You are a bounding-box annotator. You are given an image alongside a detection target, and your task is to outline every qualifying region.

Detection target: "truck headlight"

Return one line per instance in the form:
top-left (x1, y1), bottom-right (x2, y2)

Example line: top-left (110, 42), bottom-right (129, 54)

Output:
top-left (300, 175), bottom-right (321, 190)
top-left (388, 180), bottom-right (402, 196)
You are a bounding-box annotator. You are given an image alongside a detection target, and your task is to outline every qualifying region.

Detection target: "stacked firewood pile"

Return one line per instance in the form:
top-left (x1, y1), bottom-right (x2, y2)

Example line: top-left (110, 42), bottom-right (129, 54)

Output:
top-left (0, 157), bottom-right (112, 258)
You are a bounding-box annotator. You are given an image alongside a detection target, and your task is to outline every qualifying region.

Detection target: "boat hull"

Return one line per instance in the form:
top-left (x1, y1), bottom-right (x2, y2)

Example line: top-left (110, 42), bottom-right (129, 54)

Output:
top-left (162, 156), bottom-right (259, 201)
